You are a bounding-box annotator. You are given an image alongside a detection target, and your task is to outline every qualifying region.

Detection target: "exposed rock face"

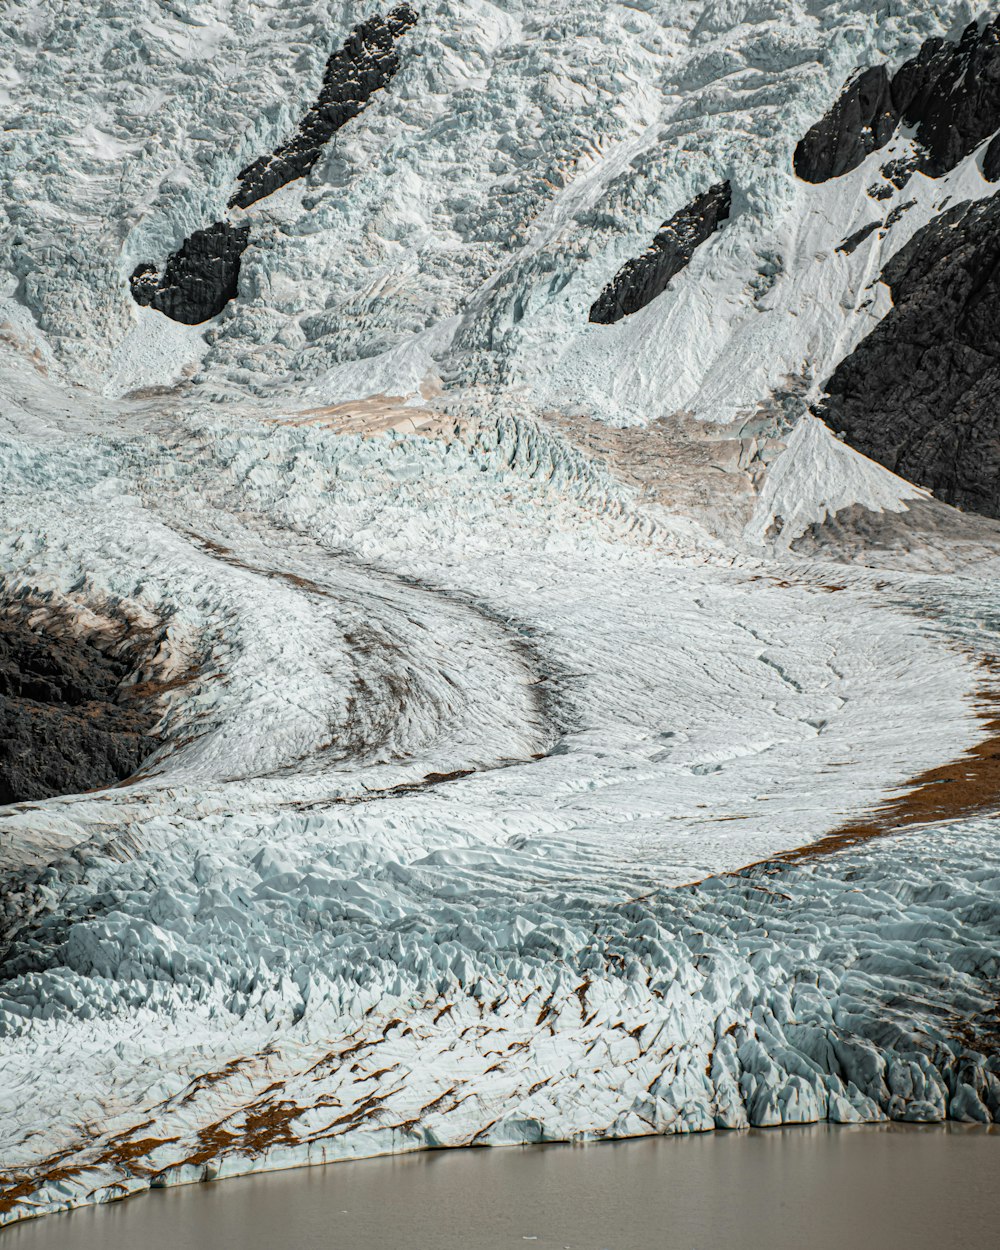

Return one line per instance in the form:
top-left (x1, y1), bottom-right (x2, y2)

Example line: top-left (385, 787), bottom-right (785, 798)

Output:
top-left (129, 7), bottom-right (417, 324)
top-left (892, 16), bottom-right (1000, 176)
top-left (817, 194), bottom-right (1000, 519)
top-left (983, 129), bottom-right (1000, 180)
top-left (836, 220), bottom-right (880, 255)
top-left (589, 181), bottom-right (731, 324)
top-left (0, 603), bottom-right (167, 805)
top-left (229, 5), bottom-right (419, 210)
top-left (795, 17), bottom-right (1000, 184)
top-left (794, 66), bottom-right (897, 183)
top-left (130, 221), bottom-right (250, 326)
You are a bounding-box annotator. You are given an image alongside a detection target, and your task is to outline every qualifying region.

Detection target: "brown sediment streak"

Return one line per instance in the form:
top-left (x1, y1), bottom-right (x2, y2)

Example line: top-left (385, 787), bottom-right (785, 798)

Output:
top-left (763, 656), bottom-right (1000, 869)
top-left (0, 1125), bottom-right (179, 1216)
top-left (0, 1010), bottom-right (430, 1219)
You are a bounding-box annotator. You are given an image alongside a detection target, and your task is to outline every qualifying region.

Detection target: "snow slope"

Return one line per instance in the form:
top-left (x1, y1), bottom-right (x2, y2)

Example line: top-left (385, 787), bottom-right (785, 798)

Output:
top-left (2, 0), bottom-right (1000, 1225)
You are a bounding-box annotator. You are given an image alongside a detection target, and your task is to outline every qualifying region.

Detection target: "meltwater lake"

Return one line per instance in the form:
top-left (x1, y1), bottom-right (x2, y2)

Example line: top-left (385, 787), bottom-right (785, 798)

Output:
top-left (5, 1123), bottom-right (998, 1250)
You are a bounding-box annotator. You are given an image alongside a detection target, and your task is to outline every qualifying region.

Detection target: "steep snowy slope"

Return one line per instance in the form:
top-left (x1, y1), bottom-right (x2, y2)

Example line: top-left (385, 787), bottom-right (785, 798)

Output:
top-left (2, 0), bottom-right (1000, 1226)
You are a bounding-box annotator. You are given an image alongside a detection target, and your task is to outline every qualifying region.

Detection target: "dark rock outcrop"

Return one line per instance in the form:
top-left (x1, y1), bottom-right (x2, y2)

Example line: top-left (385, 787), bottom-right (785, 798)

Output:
top-left (130, 8), bottom-right (417, 323)
top-left (795, 16), bottom-right (1000, 184)
top-left (589, 181), bottom-right (731, 324)
top-left (0, 602), bottom-right (169, 805)
top-left (883, 199), bottom-right (916, 228)
top-left (983, 129), bottom-right (1000, 180)
top-left (880, 155), bottom-right (919, 189)
top-left (817, 193), bottom-right (1000, 519)
top-left (836, 220), bottom-right (880, 255)
top-left (130, 221), bottom-right (250, 325)
top-left (892, 16), bottom-right (1000, 176)
top-left (794, 66), bottom-right (897, 183)
top-left (229, 4), bottom-right (419, 210)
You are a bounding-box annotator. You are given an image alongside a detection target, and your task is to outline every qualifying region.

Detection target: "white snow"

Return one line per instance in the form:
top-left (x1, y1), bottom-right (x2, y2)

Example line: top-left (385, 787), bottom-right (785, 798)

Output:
top-left (103, 310), bottom-right (209, 398)
top-left (745, 413), bottom-right (927, 546)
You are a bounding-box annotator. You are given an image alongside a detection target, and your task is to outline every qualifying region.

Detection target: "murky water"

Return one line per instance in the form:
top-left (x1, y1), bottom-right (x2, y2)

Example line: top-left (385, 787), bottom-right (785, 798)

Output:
top-left (5, 1124), bottom-right (998, 1250)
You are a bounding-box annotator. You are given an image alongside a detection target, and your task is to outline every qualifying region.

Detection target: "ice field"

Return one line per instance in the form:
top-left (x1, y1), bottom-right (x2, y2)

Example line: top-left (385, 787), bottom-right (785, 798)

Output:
top-left (2, 0), bottom-right (1000, 1223)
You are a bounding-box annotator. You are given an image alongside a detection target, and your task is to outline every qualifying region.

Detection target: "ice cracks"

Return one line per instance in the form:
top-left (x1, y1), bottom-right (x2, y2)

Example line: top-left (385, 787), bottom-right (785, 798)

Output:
top-left (2, 820), bottom-right (999, 1223)
top-left (167, 526), bottom-right (560, 795)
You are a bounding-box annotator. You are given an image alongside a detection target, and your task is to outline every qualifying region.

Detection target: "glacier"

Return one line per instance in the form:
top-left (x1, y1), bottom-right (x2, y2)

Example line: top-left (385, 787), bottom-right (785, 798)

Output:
top-left (2, 0), bottom-right (1000, 1226)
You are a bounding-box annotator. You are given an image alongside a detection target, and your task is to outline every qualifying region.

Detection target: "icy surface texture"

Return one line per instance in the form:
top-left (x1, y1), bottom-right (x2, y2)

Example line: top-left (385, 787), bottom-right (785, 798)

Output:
top-left (3, 823), bottom-right (1000, 1218)
top-left (2, 0), bottom-right (1000, 1227)
top-left (0, 0), bottom-right (983, 418)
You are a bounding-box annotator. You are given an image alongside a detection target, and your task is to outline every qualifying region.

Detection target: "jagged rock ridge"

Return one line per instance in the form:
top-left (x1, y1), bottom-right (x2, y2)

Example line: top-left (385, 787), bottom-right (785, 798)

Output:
top-left (794, 65), bottom-right (897, 184)
top-left (795, 15), bottom-right (1000, 183)
top-left (589, 181), bottom-right (731, 324)
top-left (230, 4), bottom-right (419, 210)
top-left (817, 193), bottom-right (1000, 518)
top-left (130, 221), bottom-right (251, 326)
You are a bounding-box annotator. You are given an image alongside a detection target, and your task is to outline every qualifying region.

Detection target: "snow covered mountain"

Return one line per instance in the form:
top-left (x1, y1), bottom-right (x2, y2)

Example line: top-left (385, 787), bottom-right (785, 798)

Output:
top-left (2, 0), bottom-right (1000, 1225)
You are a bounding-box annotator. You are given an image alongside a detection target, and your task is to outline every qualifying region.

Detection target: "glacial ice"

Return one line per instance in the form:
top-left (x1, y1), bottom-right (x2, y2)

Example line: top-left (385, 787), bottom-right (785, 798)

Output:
top-left (1, 0), bottom-right (1000, 1227)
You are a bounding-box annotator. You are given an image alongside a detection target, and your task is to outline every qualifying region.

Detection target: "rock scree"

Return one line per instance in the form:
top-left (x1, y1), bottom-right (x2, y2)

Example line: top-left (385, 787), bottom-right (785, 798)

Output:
top-left (589, 180), bottom-right (731, 324)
